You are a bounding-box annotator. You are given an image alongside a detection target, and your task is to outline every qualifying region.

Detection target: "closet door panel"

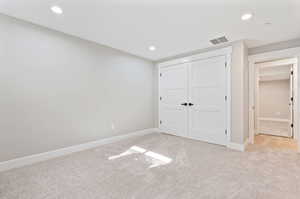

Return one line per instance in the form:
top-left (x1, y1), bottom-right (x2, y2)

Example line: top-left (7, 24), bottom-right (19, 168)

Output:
top-left (159, 64), bottom-right (188, 137)
top-left (188, 56), bottom-right (227, 145)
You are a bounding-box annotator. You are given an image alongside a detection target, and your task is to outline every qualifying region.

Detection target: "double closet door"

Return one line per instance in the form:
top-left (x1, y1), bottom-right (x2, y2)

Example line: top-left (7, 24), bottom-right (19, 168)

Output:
top-left (159, 56), bottom-right (228, 146)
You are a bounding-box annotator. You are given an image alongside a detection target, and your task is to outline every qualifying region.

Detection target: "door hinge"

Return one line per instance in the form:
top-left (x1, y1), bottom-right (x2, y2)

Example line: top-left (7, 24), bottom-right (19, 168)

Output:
top-left (225, 96), bottom-right (227, 101)
top-left (225, 62), bottom-right (227, 67)
top-left (160, 73), bottom-right (162, 77)
top-left (160, 120), bottom-right (162, 125)
top-left (291, 97), bottom-right (294, 101)
top-left (160, 96), bottom-right (162, 101)
top-left (291, 124), bottom-right (294, 128)
top-left (225, 129), bottom-right (227, 135)
top-left (291, 71), bottom-right (294, 75)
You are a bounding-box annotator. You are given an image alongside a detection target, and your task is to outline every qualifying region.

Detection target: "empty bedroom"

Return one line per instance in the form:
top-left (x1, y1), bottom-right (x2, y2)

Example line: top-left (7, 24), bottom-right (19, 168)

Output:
top-left (1, 0), bottom-right (300, 198)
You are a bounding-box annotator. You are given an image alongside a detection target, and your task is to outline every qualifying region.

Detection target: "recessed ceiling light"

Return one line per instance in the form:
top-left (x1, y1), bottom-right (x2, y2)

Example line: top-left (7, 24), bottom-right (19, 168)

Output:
top-left (51, 5), bottom-right (63, 15)
top-left (241, 13), bottom-right (253, 21)
top-left (148, 45), bottom-right (156, 51)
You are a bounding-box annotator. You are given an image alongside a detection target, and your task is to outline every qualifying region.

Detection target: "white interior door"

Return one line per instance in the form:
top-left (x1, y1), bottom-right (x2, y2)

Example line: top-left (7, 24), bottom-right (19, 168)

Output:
top-left (188, 56), bottom-right (227, 145)
top-left (159, 64), bottom-right (188, 137)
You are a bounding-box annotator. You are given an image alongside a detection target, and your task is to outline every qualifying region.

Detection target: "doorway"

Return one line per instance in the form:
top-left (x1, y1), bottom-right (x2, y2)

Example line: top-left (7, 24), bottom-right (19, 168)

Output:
top-left (249, 58), bottom-right (298, 151)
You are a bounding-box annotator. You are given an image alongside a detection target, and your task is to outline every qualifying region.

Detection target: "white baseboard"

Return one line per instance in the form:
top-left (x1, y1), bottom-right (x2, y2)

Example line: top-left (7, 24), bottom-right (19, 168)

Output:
top-left (0, 128), bottom-right (159, 172)
top-left (227, 138), bottom-right (249, 152)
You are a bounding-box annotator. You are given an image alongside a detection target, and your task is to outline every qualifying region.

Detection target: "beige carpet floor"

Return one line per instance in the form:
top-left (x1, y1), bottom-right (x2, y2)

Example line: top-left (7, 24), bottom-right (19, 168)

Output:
top-left (1, 133), bottom-right (300, 199)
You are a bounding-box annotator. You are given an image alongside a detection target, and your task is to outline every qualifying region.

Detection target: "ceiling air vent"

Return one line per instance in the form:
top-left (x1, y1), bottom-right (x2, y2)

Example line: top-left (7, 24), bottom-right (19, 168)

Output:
top-left (210, 36), bottom-right (228, 45)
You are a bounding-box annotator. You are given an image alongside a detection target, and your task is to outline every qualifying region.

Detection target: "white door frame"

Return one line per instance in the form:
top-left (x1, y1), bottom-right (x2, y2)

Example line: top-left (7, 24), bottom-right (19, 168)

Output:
top-left (248, 47), bottom-right (300, 151)
top-left (157, 46), bottom-right (232, 146)
top-left (255, 59), bottom-right (295, 137)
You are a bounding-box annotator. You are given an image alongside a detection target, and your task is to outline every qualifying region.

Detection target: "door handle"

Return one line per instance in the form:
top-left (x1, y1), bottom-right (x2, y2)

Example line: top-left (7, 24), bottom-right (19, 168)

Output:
top-left (188, 103), bottom-right (194, 106)
top-left (181, 103), bottom-right (188, 106)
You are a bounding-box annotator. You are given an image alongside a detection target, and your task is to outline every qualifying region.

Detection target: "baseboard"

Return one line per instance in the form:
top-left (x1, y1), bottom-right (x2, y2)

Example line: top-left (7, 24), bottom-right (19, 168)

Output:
top-left (0, 128), bottom-right (159, 172)
top-left (227, 138), bottom-right (249, 152)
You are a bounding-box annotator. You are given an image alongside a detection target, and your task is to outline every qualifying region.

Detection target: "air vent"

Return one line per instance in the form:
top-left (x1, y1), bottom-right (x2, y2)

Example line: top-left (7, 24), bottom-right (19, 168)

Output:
top-left (210, 36), bottom-right (228, 45)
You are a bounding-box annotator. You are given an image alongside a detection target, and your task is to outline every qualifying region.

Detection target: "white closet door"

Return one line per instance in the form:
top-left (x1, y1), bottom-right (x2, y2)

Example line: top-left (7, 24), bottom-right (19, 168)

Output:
top-left (188, 56), bottom-right (227, 145)
top-left (159, 64), bottom-right (188, 137)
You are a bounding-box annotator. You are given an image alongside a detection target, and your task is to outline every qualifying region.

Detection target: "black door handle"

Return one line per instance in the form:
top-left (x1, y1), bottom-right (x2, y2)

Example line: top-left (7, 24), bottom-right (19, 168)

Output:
top-left (181, 103), bottom-right (188, 106)
top-left (188, 103), bottom-right (194, 106)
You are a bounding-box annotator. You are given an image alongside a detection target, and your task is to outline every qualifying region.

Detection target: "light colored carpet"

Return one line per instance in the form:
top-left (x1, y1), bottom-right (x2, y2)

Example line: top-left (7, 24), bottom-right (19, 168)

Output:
top-left (1, 133), bottom-right (300, 199)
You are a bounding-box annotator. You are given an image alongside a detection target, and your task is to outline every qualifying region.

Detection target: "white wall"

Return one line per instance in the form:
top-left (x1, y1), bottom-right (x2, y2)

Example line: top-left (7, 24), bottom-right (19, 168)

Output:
top-left (0, 14), bottom-right (155, 162)
top-left (230, 41), bottom-right (249, 144)
top-left (259, 80), bottom-right (290, 119)
top-left (243, 43), bottom-right (249, 142)
top-left (249, 38), bottom-right (300, 55)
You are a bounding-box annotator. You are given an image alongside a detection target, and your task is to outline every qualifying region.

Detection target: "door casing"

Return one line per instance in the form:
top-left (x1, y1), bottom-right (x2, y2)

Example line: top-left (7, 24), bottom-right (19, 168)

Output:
top-left (249, 47), bottom-right (300, 152)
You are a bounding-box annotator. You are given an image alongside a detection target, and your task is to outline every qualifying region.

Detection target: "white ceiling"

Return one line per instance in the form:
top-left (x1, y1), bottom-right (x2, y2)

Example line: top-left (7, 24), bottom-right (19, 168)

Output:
top-left (1, 0), bottom-right (300, 61)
